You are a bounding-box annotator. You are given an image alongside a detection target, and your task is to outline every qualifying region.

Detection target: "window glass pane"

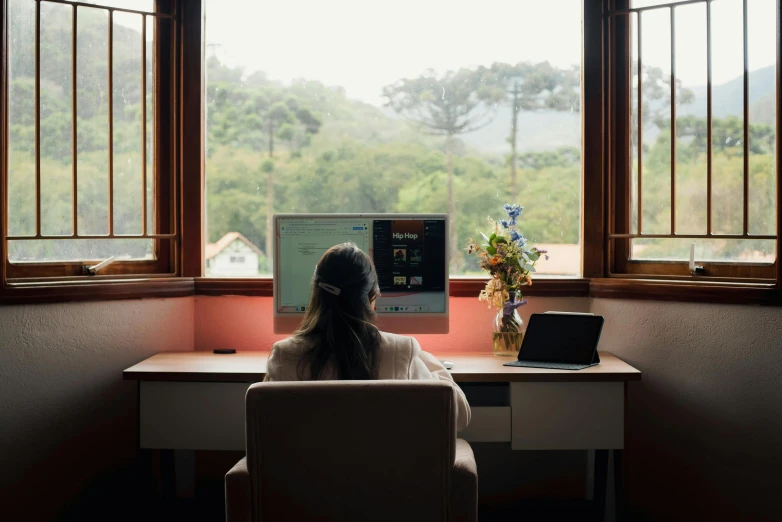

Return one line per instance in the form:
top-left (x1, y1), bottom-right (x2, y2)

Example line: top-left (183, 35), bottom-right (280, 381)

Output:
top-left (710, 0), bottom-right (744, 235)
top-left (39, 1), bottom-right (74, 236)
top-left (7, 0), bottom-right (36, 237)
top-left (204, 0), bottom-right (583, 277)
top-left (9, 239), bottom-right (152, 263)
top-left (145, 15), bottom-right (155, 233)
top-left (639, 7), bottom-right (672, 235)
top-left (747, 0), bottom-right (776, 236)
top-left (77, 7), bottom-right (109, 236)
top-left (630, 12), bottom-right (639, 235)
top-left (673, 3), bottom-right (708, 235)
top-left (632, 238), bottom-right (775, 264)
top-left (631, 1), bottom-right (677, 8)
top-left (112, 11), bottom-right (144, 235)
top-left (60, 1), bottom-right (156, 13)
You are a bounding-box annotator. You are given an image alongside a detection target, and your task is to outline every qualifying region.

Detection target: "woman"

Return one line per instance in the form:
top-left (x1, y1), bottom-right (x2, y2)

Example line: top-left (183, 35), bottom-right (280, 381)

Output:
top-left (266, 242), bottom-right (470, 432)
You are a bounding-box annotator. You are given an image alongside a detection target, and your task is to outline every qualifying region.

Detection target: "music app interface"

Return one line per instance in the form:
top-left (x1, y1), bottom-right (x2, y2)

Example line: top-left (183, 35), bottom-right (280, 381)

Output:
top-left (372, 219), bottom-right (446, 294)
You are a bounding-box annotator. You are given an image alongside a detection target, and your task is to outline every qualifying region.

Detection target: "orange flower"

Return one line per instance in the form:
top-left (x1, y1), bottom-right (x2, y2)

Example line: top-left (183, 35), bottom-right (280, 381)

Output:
top-left (489, 256), bottom-right (502, 266)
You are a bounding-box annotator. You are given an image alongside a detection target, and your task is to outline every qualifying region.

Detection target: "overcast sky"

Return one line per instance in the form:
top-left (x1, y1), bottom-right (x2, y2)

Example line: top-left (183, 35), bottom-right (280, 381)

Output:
top-left (203, 0), bottom-right (776, 106)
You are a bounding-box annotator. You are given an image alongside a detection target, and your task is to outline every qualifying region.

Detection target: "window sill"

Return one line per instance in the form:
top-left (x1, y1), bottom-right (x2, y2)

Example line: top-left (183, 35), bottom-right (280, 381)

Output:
top-left (589, 278), bottom-right (782, 305)
top-left (1, 277), bottom-right (779, 306)
top-left (0, 278), bottom-right (195, 305)
top-left (193, 277), bottom-right (591, 298)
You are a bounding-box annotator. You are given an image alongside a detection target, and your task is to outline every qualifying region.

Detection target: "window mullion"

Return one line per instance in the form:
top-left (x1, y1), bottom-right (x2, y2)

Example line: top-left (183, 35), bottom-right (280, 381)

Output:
top-left (706, 0), bottom-right (713, 235)
top-left (34, 0), bottom-right (40, 238)
top-left (71, 5), bottom-right (77, 236)
top-left (107, 9), bottom-right (114, 237)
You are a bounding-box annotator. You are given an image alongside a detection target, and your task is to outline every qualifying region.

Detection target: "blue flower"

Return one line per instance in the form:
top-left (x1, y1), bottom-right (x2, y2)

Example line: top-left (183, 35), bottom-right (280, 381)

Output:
top-left (499, 219), bottom-right (510, 229)
top-left (509, 229), bottom-right (526, 247)
top-left (503, 298), bottom-right (528, 316)
top-left (503, 204), bottom-right (523, 225)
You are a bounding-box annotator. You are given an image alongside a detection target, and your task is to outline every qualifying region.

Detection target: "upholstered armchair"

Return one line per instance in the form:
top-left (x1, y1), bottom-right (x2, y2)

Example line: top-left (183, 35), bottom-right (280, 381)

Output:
top-left (225, 380), bottom-right (478, 522)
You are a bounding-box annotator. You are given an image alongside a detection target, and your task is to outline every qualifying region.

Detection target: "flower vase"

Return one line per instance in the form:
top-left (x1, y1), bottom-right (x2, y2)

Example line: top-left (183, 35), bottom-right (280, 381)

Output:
top-left (492, 291), bottom-right (525, 356)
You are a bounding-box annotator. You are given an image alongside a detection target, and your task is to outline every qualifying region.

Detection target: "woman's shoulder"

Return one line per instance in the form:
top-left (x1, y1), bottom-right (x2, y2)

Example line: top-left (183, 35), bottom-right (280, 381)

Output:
top-left (374, 331), bottom-right (424, 379)
top-left (272, 335), bottom-right (310, 354)
top-left (377, 331), bottom-right (421, 355)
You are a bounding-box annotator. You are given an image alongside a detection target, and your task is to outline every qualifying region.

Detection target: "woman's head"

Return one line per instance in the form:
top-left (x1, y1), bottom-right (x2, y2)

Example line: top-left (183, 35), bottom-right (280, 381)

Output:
top-left (295, 243), bottom-right (381, 380)
top-left (309, 242), bottom-right (380, 319)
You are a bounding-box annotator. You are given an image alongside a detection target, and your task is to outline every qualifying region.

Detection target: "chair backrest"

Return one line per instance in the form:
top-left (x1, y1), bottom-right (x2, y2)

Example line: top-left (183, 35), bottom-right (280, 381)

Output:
top-left (245, 380), bottom-right (456, 522)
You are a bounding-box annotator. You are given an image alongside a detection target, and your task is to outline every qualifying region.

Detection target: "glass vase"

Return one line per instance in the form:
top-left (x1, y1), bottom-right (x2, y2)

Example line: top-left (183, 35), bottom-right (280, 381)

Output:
top-left (492, 291), bottom-right (524, 356)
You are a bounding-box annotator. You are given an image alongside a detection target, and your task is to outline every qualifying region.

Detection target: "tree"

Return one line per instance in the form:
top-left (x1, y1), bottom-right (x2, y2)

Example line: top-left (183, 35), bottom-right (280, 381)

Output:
top-left (242, 89), bottom-right (321, 264)
top-left (632, 64), bottom-right (694, 146)
top-left (483, 62), bottom-right (580, 200)
top-left (517, 147), bottom-right (580, 171)
top-left (383, 68), bottom-right (502, 269)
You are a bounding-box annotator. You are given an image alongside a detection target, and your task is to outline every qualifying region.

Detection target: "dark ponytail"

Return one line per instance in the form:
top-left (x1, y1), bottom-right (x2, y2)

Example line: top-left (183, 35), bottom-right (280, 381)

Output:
top-left (294, 242), bottom-right (381, 380)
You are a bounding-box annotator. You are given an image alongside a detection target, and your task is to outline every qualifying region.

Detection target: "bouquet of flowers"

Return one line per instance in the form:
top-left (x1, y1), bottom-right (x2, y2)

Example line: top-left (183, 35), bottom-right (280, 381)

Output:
top-left (466, 203), bottom-right (548, 319)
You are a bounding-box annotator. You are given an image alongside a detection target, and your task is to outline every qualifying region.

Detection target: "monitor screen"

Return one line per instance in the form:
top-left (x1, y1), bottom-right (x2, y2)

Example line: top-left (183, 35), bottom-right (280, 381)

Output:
top-left (273, 214), bottom-right (449, 334)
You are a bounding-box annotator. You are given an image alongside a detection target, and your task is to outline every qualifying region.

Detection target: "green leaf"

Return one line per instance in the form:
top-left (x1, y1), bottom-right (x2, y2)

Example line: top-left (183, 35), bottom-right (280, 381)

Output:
top-left (528, 251), bottom-right (541, 262)
top-left (487, 246), bottom-right (497, 256)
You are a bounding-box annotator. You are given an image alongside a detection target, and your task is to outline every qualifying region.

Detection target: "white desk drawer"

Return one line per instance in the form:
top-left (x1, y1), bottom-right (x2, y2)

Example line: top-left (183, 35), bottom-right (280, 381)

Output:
top-left (510, 382), bottom-right (624, 450)
top-left (141, 381), bottom-right (250, 451)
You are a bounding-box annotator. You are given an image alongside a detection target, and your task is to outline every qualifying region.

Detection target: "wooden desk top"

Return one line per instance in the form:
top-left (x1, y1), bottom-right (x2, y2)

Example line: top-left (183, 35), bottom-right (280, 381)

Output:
top-left (124, 351), bottom-right (641, 384)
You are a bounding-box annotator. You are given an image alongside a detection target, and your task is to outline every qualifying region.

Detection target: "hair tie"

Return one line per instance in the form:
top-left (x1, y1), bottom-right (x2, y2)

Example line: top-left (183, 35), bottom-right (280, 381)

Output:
top-left (317, 282), bottom-right (341, 296)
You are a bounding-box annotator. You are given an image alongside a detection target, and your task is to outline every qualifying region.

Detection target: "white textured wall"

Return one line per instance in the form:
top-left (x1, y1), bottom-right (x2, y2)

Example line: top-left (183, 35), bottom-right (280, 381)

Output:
top-left (2, 295), bottom-right (780, 521)
top-left (591, 299), bottom-right (782, 522)
top-left (0, 297), bottom-right (195, 521)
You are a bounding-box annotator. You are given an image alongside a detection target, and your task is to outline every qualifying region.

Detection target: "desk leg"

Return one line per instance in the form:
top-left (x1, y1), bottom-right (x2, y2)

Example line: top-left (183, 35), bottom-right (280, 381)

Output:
top-left (586, 450), bottom-right (595, 500)
top-left (174, 450), bottom-right (196, 498)
top-left (614, 449), bottom-right (623, 522)
top-left (593, 449), bottom-right (609, 522)
top-left (161, 449), bottom-right (176, 499)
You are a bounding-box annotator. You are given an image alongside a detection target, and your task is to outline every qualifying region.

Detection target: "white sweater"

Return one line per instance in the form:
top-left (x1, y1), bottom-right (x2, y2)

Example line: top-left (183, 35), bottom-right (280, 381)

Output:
top-left (265, 331), bottom-right (471, 432)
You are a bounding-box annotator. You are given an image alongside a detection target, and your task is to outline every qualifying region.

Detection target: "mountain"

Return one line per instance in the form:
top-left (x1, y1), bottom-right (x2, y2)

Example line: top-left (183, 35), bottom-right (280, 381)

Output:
top-left (461, 108), bottom-right (581, 154)
top-left (679, 65), bottom-right (775, 125)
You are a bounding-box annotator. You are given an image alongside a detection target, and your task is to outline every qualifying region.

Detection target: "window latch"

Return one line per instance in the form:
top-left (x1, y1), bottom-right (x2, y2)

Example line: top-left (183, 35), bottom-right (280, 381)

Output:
top-left (83, 256), bottom-right (116, 276)
top-left (689, 243), bottom-right (704, 275)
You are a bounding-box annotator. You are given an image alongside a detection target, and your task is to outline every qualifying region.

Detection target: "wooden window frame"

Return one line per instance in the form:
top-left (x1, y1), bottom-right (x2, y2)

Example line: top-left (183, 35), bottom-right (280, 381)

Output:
top-left (0, 0), bottom-right (181, 298)
top-left (1, 0), bottom-right (779, 305)
top-left (0, 0), bottom-right (200, 302)
top-left (593, 0), bottom-right (782, 302)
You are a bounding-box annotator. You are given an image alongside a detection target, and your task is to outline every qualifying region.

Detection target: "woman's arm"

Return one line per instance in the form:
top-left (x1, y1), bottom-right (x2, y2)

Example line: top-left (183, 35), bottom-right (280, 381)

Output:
top-left (408, 340), bottom-right (471, 432)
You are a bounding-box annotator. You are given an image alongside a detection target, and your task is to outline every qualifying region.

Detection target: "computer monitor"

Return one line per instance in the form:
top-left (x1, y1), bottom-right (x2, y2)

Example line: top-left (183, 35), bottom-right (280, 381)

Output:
top-left (273, 214), bottom-right (449, 334)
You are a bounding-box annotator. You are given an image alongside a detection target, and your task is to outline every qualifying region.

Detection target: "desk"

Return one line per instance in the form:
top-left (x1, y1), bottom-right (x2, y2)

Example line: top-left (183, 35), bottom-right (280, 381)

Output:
top-left (124, 351), bottom-right (640, 518)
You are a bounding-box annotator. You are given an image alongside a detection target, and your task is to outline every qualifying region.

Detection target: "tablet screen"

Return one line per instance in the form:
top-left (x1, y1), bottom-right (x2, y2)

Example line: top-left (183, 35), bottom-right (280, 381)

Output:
top-left (518, 314), bottom-right (604, 363)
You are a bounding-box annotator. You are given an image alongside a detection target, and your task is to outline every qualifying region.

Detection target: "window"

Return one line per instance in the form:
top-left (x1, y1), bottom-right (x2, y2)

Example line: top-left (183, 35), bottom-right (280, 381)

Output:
top-left (203, 0), bottom-right (583, 279)
top-left (1, 0), bottom-right (177, 282)
top-left (606, 0), bottom-right (778, 282)
top-left (2, 0), bottom-right (778, 303)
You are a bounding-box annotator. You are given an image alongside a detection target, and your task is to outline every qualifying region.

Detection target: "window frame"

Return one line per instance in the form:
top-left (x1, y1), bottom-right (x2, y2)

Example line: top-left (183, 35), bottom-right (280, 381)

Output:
top-left (601, 0), bottom-right (781, 288)
top-left (0, 0), bottom-right (181, 291)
